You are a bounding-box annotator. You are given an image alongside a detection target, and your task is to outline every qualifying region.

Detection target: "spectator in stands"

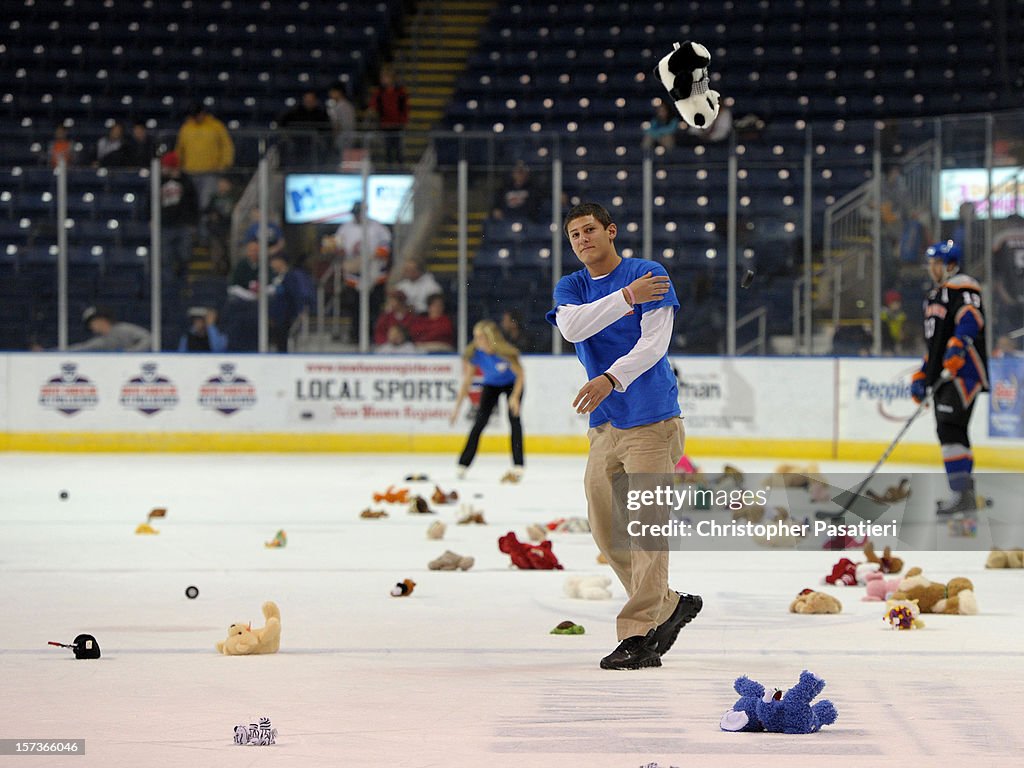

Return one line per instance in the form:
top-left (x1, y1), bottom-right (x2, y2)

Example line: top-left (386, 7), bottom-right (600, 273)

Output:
top-left (831, 323), bottom-right (874, 356)
top-left (174, 103), bottom-right (235, 235)
top-left (205, 176), bottom-right (239, 274)
top-left (157, 151), bottom-right (199, 279)
top-left (880, 289), bottom-right (907, 354)
top-left (682, 99), bottom-right (733, 145)
top-left (278, 89), bottom-right (333, 166)
top-left (65, 306), bottom-right (151, 352)
top-left (376, 323), bottom-right (418, 354)
top-left (327, 82), bottom-right (357, 160)
top-left (242, 206), bottom-right (287, 261)
top-left (268, 253), bottom-right (314, 353)
top-left (951, 201), bottom-right (984, 274)
top-left (373, 288), bottom-right (415, 347)
top-left (394, 257), bottom-right (442, 314)
top-left (410, 293), bottom-right (455, 352)
top-left (642, 101), bottom-right (680, 151)
top-left (95, 122), bottom-right (125, 166)
top-left (46, 123), bottom-right (76, 168)
top-left (491, 161), bottom-right (543, 221)
top-left (500, 309), bottom-right (537, 354)
top-left (177, 307), bottom-right (228, 352)
top-left (324, 201), bottom-right (392, 343)
top-left (231, 239), bottom-right (261, 293)
top-left (992, 214), bottom-right (1024, 338)
top-left (368, 63), bottom-right (409, 166)
top-left (127, 120), bottom-right (157, 168)
top-left (994, 334), bottom-right (1024, 358)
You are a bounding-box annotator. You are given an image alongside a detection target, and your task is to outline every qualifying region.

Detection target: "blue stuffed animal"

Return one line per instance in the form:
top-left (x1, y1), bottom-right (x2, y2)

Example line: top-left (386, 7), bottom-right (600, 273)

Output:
top-left (755, 670), bottom-right (838, 734)
top-left (720, 675), bottom-right (770, 732)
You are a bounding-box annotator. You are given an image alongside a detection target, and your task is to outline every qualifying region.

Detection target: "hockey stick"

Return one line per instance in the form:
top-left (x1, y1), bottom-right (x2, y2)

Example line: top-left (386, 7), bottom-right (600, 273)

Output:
top-left (820, 368), bottom-right (952, 520)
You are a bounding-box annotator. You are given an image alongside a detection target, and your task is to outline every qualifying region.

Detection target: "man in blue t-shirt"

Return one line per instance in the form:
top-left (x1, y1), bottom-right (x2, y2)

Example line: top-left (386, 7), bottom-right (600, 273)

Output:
top-left (546, 202), bottom-right (702, 671)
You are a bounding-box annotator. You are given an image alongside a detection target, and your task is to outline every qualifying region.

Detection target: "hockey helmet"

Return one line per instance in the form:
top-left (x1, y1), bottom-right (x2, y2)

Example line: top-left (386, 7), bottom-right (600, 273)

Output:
top-left (925, 240), bottom-right (962, 266)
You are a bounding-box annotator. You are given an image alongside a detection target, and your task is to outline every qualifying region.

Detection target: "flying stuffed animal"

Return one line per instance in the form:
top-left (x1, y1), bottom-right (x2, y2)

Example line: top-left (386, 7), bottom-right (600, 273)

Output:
top-left (653, 41), bottom-right (721, 128)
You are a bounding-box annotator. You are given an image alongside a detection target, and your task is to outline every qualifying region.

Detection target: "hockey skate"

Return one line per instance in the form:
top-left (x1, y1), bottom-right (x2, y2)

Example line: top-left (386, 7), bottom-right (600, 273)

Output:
top-left (936, 488), bottom-right (977, 516)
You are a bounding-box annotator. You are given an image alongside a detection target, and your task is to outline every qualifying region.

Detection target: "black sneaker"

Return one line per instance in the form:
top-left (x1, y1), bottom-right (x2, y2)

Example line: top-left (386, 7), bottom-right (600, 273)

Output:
top-left (599, 631), bottom-right (661, 670)
top-left (651, 592), bottom-right (703, 656)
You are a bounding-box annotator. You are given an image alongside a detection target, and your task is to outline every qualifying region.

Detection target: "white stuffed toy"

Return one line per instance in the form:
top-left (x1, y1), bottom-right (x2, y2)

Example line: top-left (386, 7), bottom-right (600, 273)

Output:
top-left (564, 575), bottom-right (613, 600)
top-left (653, 41), bottom-right (721, 128)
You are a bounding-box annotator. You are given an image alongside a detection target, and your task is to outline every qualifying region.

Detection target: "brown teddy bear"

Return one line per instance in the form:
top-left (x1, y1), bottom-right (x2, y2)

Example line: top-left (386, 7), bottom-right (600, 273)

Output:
top-left (986, 548), bottom-right (1024, 568)
top-left (790, 588), bottom-right (842, 614)
top-left (891, 569), bottom-right (977, 615)
top-left (863, 540), bottom-right (904, 574)
top-left (216, 601), bottom-right (281, 655)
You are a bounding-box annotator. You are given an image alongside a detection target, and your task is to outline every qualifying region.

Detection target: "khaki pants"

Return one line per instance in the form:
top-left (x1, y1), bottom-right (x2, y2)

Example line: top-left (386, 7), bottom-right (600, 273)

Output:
top-left (585, 417), bottom-right (685, 641)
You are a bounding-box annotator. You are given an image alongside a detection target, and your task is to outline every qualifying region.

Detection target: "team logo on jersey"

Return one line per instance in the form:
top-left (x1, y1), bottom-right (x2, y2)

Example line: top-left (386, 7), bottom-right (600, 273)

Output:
top-left (119, 362), bottom-right (179, 416)
top-left (198, 363), bottom-right (257, 416)
top-left (38, 363), bottom-right (99, 416)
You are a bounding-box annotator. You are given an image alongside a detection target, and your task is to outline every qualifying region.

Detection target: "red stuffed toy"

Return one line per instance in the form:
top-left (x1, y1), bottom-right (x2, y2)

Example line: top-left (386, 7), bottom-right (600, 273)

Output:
top-left (824, 557), bottom-right (857, 586)
top-left (498, 532), bottom-right (563, 570)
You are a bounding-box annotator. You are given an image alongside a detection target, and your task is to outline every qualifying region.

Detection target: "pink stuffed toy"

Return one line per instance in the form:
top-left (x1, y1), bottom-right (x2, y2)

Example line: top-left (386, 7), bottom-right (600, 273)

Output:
top-left (862, 571), bottom-right (902, 602)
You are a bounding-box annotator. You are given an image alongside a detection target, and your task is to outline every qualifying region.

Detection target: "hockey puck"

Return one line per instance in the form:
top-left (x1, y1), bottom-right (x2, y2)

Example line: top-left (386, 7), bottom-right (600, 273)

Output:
top-left (185, 586), bottom-right (199, 600)
top-left (741, 269), bottom-right (755, 289)
top-left (59, 490), bottom-right (69, 500)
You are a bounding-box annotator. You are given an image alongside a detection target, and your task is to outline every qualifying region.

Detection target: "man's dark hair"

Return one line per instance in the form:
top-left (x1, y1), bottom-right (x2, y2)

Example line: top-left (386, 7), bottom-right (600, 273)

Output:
top-left (564, 202), bottom-right (612, 236)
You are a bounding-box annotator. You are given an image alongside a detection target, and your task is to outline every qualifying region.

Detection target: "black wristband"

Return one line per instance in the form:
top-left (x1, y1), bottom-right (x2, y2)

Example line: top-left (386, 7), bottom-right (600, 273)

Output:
top-left (602, 372), bottom-right (616, 388)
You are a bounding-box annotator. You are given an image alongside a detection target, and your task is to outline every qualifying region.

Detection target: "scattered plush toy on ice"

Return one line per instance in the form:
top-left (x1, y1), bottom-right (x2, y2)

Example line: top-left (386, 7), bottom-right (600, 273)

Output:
top-left (862, 571), bottom-right (903, 602)
top-left (824, 557), bottom-right (879, 586)
top-left (720, 671), bottom-right (838, 734)
top-left (863, 540), bottom-right (904, 573)
top-left (884, 598), bottom-right (925, 630)
top-left (498, 532), bottom-right (563, 570)
top-left (431, 485), bottom-right (458, 504)
top-left (653, 41), bottom-right (721, 128)
top-left (890, 567), bottom-right (977, 615)
top-left (216, 601), bottom-right (281, 655)
top-left (986, 548), bottom-right (1024, 568)
top-left (790, 588), bottom-right (842, 614)
top-left (564, 575), bottom-right (612, 600)
top-left (233, 717), bottom-right (277, 746)
top-left (390, 578), bottom-right (416, 597)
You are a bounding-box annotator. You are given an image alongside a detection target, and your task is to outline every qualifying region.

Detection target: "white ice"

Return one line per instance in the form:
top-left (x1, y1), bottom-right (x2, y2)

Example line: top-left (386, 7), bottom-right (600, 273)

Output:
top-left (1, 452), bottom-right (1021, 768)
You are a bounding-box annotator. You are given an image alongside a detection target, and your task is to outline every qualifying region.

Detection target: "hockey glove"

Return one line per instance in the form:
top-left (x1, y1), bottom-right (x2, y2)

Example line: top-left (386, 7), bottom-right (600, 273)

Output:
top-left (943, 337), bottom-right (967, 377)
top-left (910, 371), bottom-right (927, 404)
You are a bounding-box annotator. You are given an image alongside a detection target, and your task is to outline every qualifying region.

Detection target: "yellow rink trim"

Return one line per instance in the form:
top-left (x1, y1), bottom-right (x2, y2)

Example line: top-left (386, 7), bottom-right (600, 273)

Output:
top-left (2, 432), bottom-right (1023, 469)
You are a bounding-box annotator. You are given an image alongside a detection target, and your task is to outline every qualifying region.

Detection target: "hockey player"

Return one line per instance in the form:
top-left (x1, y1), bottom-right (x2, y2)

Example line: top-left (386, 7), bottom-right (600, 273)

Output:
top-left (911, 241), bottom-right (989, 514)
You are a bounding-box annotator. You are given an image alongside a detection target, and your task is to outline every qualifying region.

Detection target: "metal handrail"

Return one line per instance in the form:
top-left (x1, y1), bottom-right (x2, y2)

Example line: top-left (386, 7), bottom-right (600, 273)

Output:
top-left (736, 306), bottom-right (767, 356)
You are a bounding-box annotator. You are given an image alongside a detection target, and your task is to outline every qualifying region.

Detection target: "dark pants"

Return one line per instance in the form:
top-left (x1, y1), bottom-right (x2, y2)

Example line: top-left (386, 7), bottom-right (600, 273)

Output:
top-left (934, 380), bottom-right (977, 492)
top-left (458, 383), bottom-right (524, 468)
top-left (381, 128), bottom-right (404, 165)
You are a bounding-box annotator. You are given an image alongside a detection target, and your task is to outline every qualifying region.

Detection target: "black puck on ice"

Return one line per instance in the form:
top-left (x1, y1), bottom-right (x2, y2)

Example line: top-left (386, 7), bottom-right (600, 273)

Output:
top-left (185, 586), bottom-right (199, 599)
top-left (59, 490), bottom-right (69, 500)
top-left (741, 269), bottom-right (755, 289)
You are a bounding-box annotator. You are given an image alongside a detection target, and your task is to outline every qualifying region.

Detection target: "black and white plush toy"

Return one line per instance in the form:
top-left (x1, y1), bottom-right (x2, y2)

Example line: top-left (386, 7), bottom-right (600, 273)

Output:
top-left (653, 41), bottom-right (721, 128)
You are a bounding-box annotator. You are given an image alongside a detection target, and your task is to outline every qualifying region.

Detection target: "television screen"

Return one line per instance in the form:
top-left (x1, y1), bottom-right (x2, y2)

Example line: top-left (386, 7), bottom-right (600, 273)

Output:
top-left (939, 167), bottom-right (1024, 220)
top-left (284, 174), bottom-right (414, 225)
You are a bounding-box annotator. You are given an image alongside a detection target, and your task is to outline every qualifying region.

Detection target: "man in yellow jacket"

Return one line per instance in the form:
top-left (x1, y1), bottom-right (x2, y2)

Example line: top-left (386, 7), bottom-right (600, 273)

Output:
top-left (175, 104), bottom-right (235, 242)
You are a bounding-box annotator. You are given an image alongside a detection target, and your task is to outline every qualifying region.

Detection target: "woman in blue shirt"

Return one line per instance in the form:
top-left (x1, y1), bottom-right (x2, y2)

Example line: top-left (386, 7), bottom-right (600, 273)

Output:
top-left (450, 320), bottom-right (525, 482)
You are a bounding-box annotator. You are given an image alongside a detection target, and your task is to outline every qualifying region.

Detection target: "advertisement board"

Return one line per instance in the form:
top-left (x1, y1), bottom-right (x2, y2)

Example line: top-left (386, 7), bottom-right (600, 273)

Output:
top-left (284, 174), bottom-right (414, 225)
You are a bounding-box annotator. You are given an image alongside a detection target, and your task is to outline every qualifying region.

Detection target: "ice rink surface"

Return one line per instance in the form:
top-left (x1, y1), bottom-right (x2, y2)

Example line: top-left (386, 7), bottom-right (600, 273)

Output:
top-left (1, 452), bottom-right (1021, 768)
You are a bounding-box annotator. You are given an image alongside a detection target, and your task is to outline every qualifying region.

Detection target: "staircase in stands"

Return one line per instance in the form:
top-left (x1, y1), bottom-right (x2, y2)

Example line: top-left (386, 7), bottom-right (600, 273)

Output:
top-left (392, 0), bottom-right (495, 276)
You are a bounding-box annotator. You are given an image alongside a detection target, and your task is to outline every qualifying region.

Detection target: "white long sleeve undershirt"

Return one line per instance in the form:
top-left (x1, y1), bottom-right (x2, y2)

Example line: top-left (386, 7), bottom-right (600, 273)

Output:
top-left (554, 296), bottom-right (675, 391)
